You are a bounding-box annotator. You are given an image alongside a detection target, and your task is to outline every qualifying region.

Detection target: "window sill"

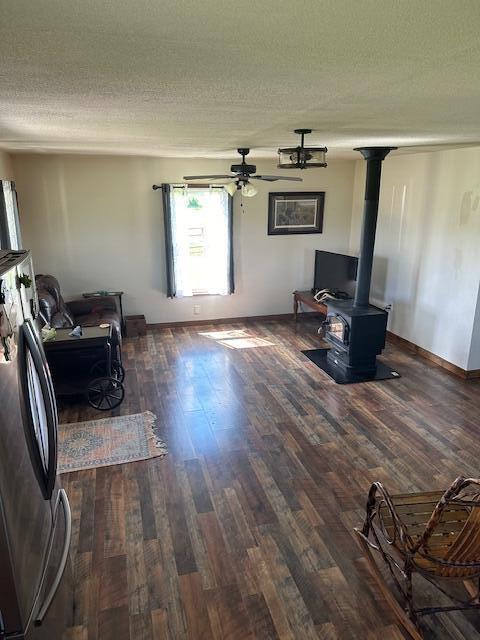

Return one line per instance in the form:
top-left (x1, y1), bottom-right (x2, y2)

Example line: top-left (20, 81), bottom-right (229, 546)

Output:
top-left (173, 292), bottom-right (233, 298)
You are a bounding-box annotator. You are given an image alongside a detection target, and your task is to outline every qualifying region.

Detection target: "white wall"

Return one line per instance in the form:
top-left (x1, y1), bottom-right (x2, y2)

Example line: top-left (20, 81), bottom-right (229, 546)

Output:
top-left (350, 147), bottom-right (480, 370)
top-left (0, 151), bottom-right (14, 180)
top-left (12, 153), bottom-right (355, 323)
top-left (468, 285), bottom-right (480, 370)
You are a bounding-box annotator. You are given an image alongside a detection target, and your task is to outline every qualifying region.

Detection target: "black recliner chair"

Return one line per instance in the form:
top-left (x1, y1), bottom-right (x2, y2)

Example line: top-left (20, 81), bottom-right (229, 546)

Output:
top-left (35, 274), bottom-right (122, 359)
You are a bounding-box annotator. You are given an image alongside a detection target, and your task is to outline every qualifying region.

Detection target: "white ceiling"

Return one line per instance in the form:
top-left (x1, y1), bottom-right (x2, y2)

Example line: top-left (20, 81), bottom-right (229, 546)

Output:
top-left (1, 1), bottom-right (480, 159)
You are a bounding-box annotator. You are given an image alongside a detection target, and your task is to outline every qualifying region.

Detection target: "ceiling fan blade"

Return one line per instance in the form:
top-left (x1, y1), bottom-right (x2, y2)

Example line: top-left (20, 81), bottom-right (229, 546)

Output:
top-left (252, 175), bottom-right (303, 182)
top-left (249, 176), bottom-right (278, 182)
top-left (182, 174), bottom-right (234, 180)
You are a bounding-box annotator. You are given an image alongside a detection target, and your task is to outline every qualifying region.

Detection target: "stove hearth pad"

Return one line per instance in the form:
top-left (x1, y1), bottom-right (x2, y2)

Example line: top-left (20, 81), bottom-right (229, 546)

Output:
top-left (302, 348), bottom-right (400, 385)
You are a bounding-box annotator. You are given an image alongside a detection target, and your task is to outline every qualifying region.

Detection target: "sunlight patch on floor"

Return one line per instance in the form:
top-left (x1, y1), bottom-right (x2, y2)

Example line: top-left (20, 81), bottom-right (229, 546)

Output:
top-left (198, 330), bottom-right (276, 349)
top-left (199, 330), bottom-right (249, 340)
top-left (217, 337), bottom-right (276, 349)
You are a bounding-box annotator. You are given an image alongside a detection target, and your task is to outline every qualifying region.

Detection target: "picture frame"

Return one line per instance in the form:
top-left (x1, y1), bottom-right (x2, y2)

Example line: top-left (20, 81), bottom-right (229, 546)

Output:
top-left (267, 191), bottom-right (325, 235)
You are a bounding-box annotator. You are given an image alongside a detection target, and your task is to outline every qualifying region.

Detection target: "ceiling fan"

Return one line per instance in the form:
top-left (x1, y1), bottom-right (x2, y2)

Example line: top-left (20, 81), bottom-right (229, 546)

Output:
top-left (183, 148), bottom-right (302, 197)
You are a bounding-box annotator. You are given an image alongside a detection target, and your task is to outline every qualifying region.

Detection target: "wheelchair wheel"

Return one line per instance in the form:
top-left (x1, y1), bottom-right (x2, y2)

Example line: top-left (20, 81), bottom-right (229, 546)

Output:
top-left (89, 359), bottom-right (125, 383)
top-left (86, 376), bottom-right (125, 411)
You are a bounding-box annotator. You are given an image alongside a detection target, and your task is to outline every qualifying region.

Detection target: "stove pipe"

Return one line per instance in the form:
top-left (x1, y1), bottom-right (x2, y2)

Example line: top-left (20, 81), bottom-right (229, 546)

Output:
top-left (353, 147), bottom-right (396, 307)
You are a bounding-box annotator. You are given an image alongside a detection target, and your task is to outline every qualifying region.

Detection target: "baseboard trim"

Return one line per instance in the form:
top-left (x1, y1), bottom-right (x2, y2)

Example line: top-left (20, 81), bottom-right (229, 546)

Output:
top-left (147, 313), bottom-right (294, 329)
top-left (386, 331), bottom-right (480, 380)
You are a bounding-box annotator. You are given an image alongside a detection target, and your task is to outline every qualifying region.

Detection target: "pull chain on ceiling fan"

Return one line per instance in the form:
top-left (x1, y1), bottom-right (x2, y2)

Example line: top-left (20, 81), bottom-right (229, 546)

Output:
top-left (183, 148), bottom-right (303, 197)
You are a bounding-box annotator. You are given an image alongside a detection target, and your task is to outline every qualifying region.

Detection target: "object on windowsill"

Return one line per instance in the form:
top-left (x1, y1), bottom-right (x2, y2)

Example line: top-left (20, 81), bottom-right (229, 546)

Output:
top-left (41, 325), bottom-right (57, 342)
top-left (69, 325), bottom-right (83, 338)
top-left (99, 323), bottom-right (110, 329)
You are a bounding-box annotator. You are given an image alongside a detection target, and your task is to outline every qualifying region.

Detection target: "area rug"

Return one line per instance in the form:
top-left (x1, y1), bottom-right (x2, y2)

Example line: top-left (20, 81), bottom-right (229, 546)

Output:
top-left (58, 411), bottom-right (167, 473)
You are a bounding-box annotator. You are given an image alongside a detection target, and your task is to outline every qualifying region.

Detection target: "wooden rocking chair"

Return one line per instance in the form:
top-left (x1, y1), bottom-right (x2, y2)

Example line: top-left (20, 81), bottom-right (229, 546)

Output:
top-left (354, 476), bottom-right (480, 639)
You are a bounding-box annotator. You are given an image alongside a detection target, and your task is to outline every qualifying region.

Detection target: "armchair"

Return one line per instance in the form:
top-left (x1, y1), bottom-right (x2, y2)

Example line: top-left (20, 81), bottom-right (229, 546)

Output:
top-left (355, 476), bottom-right (480, 639)
top-left (36, 274), bottom-right (122, 359)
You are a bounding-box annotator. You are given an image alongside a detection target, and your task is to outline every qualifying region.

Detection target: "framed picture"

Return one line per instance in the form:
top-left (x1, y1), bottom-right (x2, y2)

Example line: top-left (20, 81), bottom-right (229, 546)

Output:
top-left (267, 192), bottom-right (325, 235)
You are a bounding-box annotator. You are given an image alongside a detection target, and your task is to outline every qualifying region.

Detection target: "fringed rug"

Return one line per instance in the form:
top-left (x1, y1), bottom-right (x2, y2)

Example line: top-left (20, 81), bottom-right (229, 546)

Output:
top-left (58, 411), bottom-right (167, 473)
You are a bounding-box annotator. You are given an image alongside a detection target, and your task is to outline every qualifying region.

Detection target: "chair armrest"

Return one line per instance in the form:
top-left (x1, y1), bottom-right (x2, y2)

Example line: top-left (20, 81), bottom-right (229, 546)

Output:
top-left (364, 482), bottom-right (414, 550)
top-left (414, 476), bottom-right (480, 553)
top-left (67, 296), bottom-right (117, 317)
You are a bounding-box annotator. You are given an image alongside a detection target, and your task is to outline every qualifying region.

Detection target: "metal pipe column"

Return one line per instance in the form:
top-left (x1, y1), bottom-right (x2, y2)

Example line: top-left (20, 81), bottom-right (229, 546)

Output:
top-left (353, 147), bottom-right (396, 307)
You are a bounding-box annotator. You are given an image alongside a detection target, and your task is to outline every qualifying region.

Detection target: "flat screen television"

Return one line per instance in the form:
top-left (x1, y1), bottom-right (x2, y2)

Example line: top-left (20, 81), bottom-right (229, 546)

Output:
top-left (314, 250), bottom-right (358, 297)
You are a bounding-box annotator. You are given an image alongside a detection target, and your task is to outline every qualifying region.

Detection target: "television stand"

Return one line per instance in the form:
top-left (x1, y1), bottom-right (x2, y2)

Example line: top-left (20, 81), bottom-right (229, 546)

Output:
top-left (293, 290), bottom-right (328, 322)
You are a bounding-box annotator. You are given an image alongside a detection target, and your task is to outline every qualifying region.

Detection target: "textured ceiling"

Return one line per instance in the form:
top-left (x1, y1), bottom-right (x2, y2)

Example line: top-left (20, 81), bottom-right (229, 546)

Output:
top-left (1, 0), bottom-right (480, 159)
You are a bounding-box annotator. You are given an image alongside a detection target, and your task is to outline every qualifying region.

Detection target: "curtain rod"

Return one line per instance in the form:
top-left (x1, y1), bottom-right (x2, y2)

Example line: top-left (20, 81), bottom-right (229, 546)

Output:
top-left (152, 183), bottom-right (226, 190)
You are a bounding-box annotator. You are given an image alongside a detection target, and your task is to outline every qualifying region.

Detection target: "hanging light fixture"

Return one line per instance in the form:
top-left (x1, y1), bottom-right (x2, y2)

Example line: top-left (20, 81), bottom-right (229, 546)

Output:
top-left (241, 182), bottom-right (258, 198)
top-left (277, 129), bottom-right (327, 169)
top-left (224, 181), bottom-right (238, 197)
top-left (224, 179), bottom-right (258, 198)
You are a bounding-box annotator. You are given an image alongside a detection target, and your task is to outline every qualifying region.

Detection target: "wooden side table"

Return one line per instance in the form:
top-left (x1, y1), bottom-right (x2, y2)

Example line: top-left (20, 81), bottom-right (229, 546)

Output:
top-left (293, 290), bottom-right (328, 322)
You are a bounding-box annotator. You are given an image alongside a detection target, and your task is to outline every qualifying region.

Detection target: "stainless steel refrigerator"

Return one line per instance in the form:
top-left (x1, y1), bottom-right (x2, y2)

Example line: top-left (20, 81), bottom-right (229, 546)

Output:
top-left (0, 249), bottom-right (72, 639)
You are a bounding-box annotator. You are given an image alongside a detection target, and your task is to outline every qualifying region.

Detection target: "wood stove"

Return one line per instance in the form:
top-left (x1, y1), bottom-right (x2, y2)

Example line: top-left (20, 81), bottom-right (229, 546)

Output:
top-left (324, 301), bottom-right (388, 375)
top-left (324, 146), bottom-right (396, 379)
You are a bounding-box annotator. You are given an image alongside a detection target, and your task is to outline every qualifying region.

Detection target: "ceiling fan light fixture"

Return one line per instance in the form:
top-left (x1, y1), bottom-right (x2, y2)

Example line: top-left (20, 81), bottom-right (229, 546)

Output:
top-left (224, 181), bottom-right (238, 197)
top-left (181, 148), bottom-right (303, 192)
top-left (278, 129), bottom-right (327, 169)
top-left (241, 182), bottom-right (258, 198)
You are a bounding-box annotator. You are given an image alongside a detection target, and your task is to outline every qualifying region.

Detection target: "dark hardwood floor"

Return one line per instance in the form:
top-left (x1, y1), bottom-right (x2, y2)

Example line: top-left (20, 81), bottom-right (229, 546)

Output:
top-left (60, 318), bottom-right (480, 639)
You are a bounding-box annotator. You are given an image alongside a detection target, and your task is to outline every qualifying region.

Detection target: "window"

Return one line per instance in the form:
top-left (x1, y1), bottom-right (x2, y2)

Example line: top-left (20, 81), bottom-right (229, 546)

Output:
top-left (162, 185), bottom-right (234, 297)
top-left (0, 181), bottom-right (22, 250)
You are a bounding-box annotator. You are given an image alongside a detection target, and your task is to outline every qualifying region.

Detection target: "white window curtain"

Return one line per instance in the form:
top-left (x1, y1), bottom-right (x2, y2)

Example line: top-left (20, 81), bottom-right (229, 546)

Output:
top-left (164, 186), bottom-right (234, 297)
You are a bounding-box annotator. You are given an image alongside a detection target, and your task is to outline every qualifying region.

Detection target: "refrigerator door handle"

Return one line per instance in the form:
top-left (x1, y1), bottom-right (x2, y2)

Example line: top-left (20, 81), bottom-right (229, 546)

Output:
top-left (34, 489), bottom-right (72, 626)
top-left (27, 317), bottom-right (58, 416)
top-left (19, 319), bottom-right (58, 500)
top-left (33, 322), bottom-right (59, 453)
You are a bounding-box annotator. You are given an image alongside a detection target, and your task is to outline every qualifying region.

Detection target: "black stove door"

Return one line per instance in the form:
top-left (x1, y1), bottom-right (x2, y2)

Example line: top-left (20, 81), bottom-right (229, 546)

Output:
top-left (325, 313), bottom-right (349, 347)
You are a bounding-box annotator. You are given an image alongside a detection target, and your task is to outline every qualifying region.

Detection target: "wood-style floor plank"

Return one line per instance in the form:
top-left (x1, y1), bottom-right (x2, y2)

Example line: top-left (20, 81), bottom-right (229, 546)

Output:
top-left (60, 318), bottom-right (480, 639)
